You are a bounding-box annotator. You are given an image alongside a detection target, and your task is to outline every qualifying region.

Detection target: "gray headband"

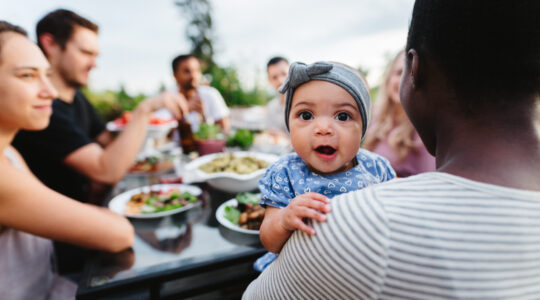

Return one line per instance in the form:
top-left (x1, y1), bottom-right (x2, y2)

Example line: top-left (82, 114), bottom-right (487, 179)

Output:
top-left (279, 61), bottom-right (371, 137)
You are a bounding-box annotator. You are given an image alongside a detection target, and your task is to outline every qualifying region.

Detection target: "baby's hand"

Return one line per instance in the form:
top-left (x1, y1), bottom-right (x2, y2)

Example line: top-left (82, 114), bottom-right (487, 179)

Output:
top-left (278, 193), bottom-right (331, 235)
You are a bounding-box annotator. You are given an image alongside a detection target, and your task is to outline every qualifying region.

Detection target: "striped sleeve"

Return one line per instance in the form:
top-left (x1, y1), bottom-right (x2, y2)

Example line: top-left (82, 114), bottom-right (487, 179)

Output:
top-left (243, 187), bottom-right (390, 300)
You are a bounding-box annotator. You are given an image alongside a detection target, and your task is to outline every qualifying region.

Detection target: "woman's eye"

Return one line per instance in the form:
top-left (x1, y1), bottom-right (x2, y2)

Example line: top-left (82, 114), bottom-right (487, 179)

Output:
top-left (336, 112), bottom-right (351, 121)
top-left (20, 73), bottom-right (35, 79)
top-left (299, 111), bottom-right (313, 120)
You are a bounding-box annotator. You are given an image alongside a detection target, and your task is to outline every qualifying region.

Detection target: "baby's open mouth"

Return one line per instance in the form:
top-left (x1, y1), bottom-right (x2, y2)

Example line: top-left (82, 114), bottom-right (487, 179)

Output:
top-left (315, 145), bottom-right (336, 155)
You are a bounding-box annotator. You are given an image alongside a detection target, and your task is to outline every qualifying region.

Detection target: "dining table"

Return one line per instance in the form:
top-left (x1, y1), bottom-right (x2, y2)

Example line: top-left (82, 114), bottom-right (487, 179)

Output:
top-left (76, 171), bottom-right (265, 300)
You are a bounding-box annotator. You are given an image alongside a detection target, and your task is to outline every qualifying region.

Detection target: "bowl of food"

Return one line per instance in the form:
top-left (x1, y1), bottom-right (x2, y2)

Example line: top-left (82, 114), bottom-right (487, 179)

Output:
top-left (216, 192), bottom-right (264, 235)
top-left (183, 151), bottom-right (278, 193)
top-left (108, 184), bottom-right (201, 219)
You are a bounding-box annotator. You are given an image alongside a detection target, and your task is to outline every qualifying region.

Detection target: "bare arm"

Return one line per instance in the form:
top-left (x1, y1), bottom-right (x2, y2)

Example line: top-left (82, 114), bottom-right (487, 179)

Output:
top-left (0, 158), bottom-right (134, 252)
top-left (260, 193), bottom-right (331, 253)
top-left (64, 92), bottom-right (188, 184)
top-left (216, 116), bottom-right (230, 134)
top-left (95, 130), bottom-right (115, 147)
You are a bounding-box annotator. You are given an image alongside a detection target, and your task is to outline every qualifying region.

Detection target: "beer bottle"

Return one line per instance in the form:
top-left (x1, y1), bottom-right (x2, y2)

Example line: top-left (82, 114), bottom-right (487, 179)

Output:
top-left (178, 119), bottom-right (197, 154)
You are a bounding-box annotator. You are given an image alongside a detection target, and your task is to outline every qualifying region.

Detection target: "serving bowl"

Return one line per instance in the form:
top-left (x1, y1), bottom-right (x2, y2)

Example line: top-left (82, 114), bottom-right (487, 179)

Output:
top-left (182, 151), bottom-right (279, 193)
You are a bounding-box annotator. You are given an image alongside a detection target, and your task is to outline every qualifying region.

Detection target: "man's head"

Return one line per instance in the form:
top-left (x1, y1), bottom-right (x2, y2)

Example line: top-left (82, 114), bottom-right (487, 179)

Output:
top-left (400, 0), bottom-right (540, 153)
top-left (36, 9), bottom-right (99, 88)
top-left (172, 54), bottom-right (201, 91)
top-left (267, 56), bottom-right (289, 92)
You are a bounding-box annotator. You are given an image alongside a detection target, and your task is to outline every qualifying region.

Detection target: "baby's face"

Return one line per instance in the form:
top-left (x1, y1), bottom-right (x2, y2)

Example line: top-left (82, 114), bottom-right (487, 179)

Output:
top-left (288, 80), bottom-right (363, 175)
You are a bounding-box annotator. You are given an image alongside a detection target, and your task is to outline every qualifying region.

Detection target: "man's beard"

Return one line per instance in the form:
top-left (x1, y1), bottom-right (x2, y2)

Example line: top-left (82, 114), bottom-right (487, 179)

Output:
top-left (59, 66), bottom-right (84, 89)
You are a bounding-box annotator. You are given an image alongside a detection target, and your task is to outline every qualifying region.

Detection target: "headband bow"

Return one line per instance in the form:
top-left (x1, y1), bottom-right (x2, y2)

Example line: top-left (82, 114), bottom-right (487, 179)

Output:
top-left (278, 62), bottom-right (333, 94)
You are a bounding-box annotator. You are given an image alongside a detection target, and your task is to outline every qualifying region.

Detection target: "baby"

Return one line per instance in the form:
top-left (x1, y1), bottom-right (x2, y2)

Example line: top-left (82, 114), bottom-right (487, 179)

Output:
top-left (255, 61), bottom-right (396, 271)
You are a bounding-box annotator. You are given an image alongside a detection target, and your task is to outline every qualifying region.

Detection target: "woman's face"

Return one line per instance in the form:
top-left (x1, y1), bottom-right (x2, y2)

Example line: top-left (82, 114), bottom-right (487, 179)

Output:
top-left (0, 33), bottom-right (57, 132)
top-left (387, 52), bottom-right (404, 104)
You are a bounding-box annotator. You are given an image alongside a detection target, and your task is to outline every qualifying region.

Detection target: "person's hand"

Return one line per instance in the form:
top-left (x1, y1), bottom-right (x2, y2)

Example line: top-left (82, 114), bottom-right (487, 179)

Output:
top-left (139, 91), bottom-right (189, 119)
top-left (278, 193), bottom-right (331, 235)
top-left (187, 93), bottom-right (205, 116)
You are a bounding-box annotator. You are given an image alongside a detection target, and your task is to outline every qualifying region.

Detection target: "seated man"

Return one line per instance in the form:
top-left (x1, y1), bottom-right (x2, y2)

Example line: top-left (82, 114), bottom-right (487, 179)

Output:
top-left (12, 9), bottom-right (187, 273)
top-left (265, 56), bottom-right (289, 134)
top-left (172, 54), bottom-right (230, 133)
top-left (243, 0), bottom-right (540, 298)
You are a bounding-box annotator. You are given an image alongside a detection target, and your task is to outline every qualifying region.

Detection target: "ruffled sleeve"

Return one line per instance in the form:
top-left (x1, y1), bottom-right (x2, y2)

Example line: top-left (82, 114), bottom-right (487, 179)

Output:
top-left (258, 158), bottom-right (296, 209)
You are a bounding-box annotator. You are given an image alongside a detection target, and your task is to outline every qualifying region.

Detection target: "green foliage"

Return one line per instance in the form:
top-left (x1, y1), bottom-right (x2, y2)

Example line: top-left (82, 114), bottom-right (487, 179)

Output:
top-left (226, 129), bottom-right (254, 149)
top-left (208, 66), bottom-right (271, 107)
top-left (194, 123), bottom-right (223, 140)
top-left (81, 86), bottom-right (147, 122)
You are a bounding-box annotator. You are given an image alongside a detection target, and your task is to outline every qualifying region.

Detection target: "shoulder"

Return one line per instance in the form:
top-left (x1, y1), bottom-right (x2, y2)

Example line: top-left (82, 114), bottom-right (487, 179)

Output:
top-left (342, 172), bottom-right (445, 206)
top-left (198, 86), bottom-right (223, 100)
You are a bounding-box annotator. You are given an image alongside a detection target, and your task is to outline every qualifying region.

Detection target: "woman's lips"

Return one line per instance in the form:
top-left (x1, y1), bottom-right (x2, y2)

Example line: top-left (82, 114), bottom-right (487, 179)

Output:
top-left (34, 104), bottom-right (52, 113)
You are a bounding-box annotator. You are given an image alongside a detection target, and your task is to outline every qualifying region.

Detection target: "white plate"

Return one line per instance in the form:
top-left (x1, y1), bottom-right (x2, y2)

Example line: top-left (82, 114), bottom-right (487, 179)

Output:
top-left (108, 184), bottom-right (202, 219)
top-left (182, 151), bottom-right (279, 193)
top-left (216, 199), bottom-right (260, 235)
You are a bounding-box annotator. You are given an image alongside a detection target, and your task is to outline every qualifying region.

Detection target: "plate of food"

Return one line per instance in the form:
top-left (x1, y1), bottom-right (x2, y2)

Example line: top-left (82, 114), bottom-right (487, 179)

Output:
top-left (183, 151), bottom-right (279, 193)
top-left (216, 192), bottom-right (265, 235)
top-left (128, 155), bottom-right (174, 174)
top-left (108, 184), bottom-right (202, 219)
top-left (106, 112), bottom-right (178, 139)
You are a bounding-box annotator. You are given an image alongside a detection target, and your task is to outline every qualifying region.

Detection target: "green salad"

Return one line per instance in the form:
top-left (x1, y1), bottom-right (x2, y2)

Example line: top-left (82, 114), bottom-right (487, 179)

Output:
top-left (125, 188), bottom-right (198, 215)
top-left (224, 193), bottom-right (264, 230)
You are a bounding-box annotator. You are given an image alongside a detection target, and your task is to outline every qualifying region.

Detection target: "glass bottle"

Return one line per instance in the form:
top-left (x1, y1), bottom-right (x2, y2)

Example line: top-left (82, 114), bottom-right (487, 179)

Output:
top-left (178, 119), bottom-right (197, 154)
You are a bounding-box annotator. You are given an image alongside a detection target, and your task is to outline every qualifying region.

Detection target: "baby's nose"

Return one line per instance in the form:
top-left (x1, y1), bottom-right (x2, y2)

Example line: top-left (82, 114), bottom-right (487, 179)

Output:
top-left (314, 118), bottom-right (334, 135)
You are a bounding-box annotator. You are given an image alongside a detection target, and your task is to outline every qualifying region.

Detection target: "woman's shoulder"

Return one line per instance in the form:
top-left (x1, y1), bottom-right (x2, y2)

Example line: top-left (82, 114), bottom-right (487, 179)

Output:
top-left (2, 146), bottom-right (29, 171)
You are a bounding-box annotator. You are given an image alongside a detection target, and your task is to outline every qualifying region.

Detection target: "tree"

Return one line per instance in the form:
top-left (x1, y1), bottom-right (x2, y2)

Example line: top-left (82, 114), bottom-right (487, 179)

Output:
top-left (175, 0), bottom-right (216, 71)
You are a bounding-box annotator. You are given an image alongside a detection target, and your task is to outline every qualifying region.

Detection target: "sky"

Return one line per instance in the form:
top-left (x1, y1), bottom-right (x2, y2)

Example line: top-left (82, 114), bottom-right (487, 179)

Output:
top-left (1, 0), bottom-right (415, 95)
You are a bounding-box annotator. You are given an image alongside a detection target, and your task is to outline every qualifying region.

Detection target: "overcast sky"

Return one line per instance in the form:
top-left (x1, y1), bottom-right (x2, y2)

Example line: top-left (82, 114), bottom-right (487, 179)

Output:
top-left (1, 0), bottom-right (415, 95)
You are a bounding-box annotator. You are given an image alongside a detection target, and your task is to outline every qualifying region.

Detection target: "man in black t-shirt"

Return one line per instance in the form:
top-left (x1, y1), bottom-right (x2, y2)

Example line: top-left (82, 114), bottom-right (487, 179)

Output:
top-left (12, 9), bottom-right (187, 273)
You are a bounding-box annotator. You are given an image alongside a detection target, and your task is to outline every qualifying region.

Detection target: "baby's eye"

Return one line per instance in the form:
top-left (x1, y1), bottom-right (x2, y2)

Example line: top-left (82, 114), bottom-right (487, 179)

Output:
top-left (336, 112), bottom-right (351, 121)
top-left (299, 111), bottom-right (313, 120)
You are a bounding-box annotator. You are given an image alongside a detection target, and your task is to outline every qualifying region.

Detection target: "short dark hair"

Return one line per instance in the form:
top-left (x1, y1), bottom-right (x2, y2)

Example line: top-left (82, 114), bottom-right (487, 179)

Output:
top-left (172, 54), bottom-right (199, 73)
top-left (406, 0), bottom-right (540, 109)
top-left (36, 9), bottom-right (99, 53)
top-left (0, 21), bottom-right (28, 59)
top-left (267, 56), bottom-right (288, 69)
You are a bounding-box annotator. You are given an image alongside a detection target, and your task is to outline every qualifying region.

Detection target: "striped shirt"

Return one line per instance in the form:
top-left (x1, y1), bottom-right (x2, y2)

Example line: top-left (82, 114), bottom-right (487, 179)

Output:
top-left (243, 172), bottom-right (540, 299)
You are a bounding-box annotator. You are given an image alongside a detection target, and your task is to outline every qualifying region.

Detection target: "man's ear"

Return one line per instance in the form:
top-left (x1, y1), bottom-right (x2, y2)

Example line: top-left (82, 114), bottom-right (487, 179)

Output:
top-left (407, 49), bottom-right (420, 90)
top-left (38, 33), bottom-right (59, 57)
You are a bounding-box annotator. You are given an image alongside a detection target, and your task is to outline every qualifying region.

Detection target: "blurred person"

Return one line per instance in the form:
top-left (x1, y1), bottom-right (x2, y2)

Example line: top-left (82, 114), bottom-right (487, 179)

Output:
top-left (172, 54), bottom-right (230, 133)
top-left (265, 56), bottom-right (289, 133)
top-left (364, 50), bottom-right (435, 177)
top-left (0, 21), bottom-right (133, 299)
top-left (11, 8), bottom-right (187, 273)
top-left (255, 61), bottom-right (395, 271)
top-left (244, 0), bottom-right (540, 298)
